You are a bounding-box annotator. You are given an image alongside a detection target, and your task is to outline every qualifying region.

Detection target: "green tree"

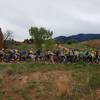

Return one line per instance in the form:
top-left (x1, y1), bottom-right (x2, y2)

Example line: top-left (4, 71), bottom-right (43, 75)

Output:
top-left (44, 39), bottom-right (56, 50)
top-left (29, 27), bottom-right (53, 48)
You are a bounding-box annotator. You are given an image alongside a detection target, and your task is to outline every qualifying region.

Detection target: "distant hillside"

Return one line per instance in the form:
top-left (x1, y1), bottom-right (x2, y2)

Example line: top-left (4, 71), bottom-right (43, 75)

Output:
top-left (54, 36), bottom-right (67, 42)
top-left (54, 34), bottom-right (100, 42)
top-left (82, 40), bottom-right (100, 48)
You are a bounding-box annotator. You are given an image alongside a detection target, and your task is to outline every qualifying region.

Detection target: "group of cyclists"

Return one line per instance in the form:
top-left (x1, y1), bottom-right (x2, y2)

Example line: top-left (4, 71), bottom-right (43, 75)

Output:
top-left (0, 44), bottom-right (100, 64)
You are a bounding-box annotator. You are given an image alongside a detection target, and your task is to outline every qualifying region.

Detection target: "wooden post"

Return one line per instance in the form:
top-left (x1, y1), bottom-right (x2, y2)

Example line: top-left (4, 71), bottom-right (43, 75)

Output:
top-left (0, 28), bottom-right (3, 50)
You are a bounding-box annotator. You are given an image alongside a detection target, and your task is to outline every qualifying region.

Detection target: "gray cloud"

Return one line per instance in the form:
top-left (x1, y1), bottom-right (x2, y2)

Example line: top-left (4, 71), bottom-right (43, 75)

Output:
top-left (0, 0), bottom-right (100, 41)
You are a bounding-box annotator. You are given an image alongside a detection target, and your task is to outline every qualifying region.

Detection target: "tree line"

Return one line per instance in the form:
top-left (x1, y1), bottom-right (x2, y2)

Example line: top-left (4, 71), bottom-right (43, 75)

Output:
top-left (3, 26), bottom-right (55, 49)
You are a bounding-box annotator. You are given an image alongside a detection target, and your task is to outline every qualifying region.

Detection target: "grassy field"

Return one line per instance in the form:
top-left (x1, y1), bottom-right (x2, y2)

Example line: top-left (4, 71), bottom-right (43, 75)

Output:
top-left (12, 40), bottom-right (100, 52)
top-left (0, 40), bottom-right (100, 100)
top-left (0, 63), bottom-right (99, 100)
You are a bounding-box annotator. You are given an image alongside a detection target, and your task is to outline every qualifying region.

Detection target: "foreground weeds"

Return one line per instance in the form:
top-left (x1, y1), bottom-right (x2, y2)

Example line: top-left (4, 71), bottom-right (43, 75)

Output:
top-left (0, 63), bottom-right (99, 100)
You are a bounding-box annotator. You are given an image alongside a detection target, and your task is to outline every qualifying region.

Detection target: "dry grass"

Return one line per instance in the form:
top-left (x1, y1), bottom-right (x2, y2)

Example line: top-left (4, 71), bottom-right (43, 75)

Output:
top-left (82, 40), bottom-right (100, 49)
top-left (0, 63), bottom-right (99, 100)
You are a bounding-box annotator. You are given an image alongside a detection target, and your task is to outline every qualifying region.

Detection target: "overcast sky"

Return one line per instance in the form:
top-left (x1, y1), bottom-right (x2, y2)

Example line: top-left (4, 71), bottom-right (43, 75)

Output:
top-left (0, 0), bottom-right (100, 41)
